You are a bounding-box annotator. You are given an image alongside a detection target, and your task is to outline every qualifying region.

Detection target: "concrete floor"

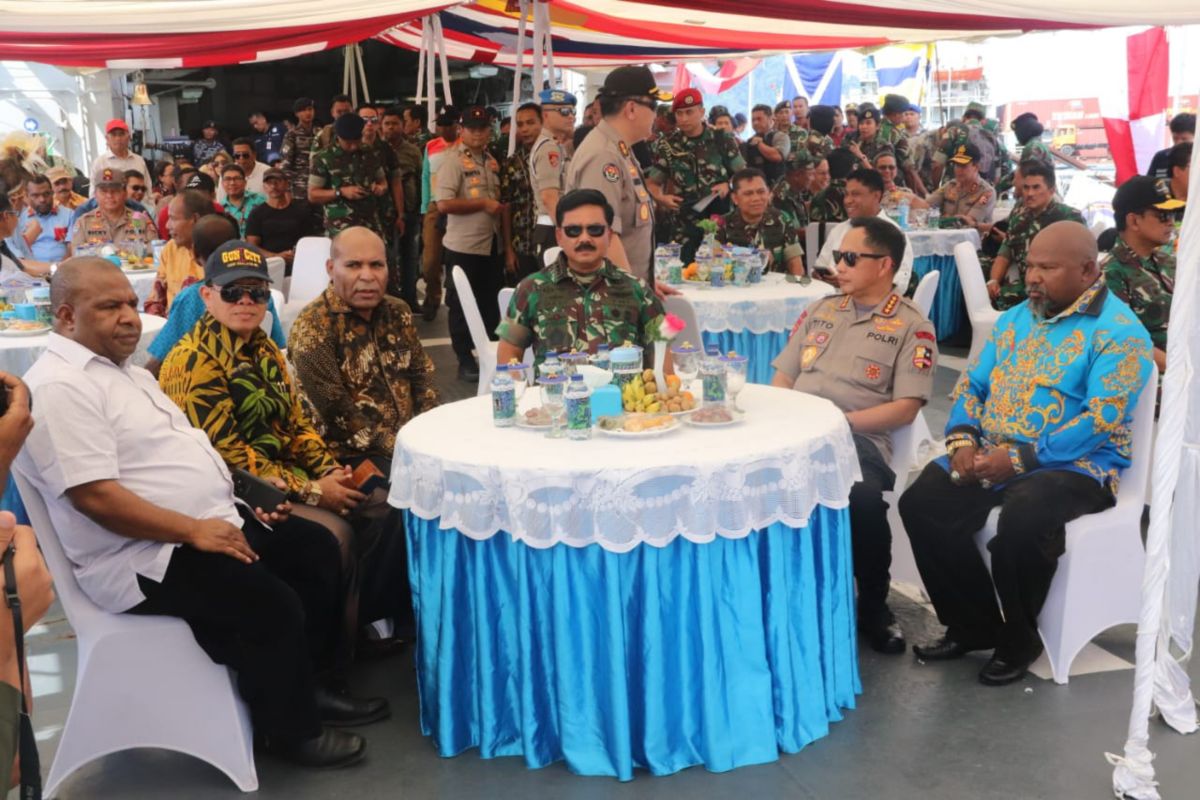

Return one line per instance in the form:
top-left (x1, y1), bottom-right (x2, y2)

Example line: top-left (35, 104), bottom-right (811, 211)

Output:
top-left (19, 309), bottom-right (1198, 800)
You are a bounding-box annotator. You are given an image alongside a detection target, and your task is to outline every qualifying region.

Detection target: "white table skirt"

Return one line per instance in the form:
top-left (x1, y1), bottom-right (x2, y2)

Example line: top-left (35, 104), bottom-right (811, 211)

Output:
top-left (674, 272), bottom-right (834, 334)
top-left (0, 313), bottom-right (165, 376)
top-left (388, 383), bottom-right (862, 552)
top-left (907, 228), bottom-right (982, 259)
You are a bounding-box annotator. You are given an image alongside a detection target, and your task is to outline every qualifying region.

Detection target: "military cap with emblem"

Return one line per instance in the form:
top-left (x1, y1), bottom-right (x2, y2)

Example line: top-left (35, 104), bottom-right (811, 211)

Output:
top-left (599, 65), bottom-right (673, 103)
top-left (204, 240), bottom-right (274, 287)
top-left (949, 142), bottom-right (982, 165)
top-left (539, 88), bottom-right (577, 107)
top-left (671, 88), bottom-right (703, 112)
top-left (774, 100), bottom-right (791, 114)
top-left (808, 105), bottom-right (836, 136)
top-left (708, 104), bottom-right (731, 123)
top-left (1112, 175), bottom-right (1186, 221)
top-left (435, 104), bottom-right (461, 126)
top-left (461, 105), bottom-right (492, 129)
top-left (787, 145), bottom-right (815, 170)
top-left (94, 167), bottom-right (124, 189)
top-left (964, 101), bottom-right (987, 118)
top-left (334, 112), bottom-right (365, 140)
top-left (881, 94), bottom-right (909, 115)
top-left (857, 104), bottom-right (880, 122)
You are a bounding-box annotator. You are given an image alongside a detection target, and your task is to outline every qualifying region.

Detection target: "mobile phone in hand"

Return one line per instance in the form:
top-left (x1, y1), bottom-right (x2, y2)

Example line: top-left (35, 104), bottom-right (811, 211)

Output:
top-left (231, 468), bottom-right (288, 512)
top-left (351, 460), bottom-right (387, 494)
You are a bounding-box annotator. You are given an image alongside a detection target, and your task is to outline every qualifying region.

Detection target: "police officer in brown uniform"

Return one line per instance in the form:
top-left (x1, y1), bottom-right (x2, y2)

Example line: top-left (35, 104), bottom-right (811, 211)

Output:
top-left (566, 66), bottom-right (670, 282)
top-left (435, 105), bottom-right (504, 383)
top-left (771, 216), bottom-right (937, 655)
top-left (69, 167), bottom-right (157, 255)
top-left (530, 88), bottom-right (577, 263)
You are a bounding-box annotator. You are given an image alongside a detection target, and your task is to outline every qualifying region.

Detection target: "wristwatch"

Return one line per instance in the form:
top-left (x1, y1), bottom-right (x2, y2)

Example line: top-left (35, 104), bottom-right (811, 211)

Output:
top-left (302, 480), bottom-right (323, 506)
top-left (334, 186), bottom-right (342, 200)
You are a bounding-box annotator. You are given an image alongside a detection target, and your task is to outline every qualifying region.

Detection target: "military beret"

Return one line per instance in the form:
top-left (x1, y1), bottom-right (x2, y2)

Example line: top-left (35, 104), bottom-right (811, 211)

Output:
top-left (857, 104), bottom-right (880, 122)
top-left (882, 94), bottom-right (909, 115)
top-left (538, 88), bottom-right (577, 106)
top-left (808, 105), bottom-right (836, 136)
top-left (334, 113), bottom-right (365, 140)
top-left (671, 88), bottom-right (703, 112)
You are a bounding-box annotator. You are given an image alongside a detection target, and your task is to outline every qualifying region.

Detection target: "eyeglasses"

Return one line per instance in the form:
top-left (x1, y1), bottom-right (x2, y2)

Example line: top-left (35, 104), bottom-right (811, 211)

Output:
top-left (630, 98), bottom-right (657, 111)
top-left (217, 284), bottom-right (271, 304)
top-left (832, 250), bottom-right (887, 267)
top-left (561, 223), bottom-right (608, 238)
top-left (360, 115), bottom-right (379, 124)
top-left (233, 152), bottom-right (253, 160)
top-left (1143, 209), bottom-right (1176, 223)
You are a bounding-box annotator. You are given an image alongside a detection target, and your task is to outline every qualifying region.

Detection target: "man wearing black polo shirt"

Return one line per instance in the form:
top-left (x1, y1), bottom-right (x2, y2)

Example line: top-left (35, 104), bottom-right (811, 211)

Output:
top-left (246, 167), bottom-right (317, 275)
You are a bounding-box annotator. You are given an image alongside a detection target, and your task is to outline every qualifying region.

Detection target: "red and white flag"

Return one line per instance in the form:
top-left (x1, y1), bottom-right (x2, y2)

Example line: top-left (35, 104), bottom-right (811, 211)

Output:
top-left (1100, 27), bottom-right (1170, 185)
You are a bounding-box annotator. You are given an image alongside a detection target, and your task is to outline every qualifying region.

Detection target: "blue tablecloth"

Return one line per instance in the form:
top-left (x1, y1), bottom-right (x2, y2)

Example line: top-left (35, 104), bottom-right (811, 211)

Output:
top-left (1, 476), bottom-right (28, 526)
top-left (912, 254), bottom-right (966, 341)
top-left (701, 330), bottom-right (788, 385)
top-left (404, 507), bottom-right (859, 780)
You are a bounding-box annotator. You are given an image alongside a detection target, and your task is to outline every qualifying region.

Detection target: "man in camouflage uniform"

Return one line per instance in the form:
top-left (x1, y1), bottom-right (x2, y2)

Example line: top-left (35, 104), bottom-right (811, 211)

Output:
top-left (717, 168), bottom-right (804, 275)
top-left (772, 146), bottom-right (814, 228)
top-left (358, 105), bottom-right (401, 238)
top-left (314, 94), bottom-right (354, 152)
top-left (280, 97), bottom-right (317, 202)
top-left (987, 161), bottom-right (1083, 310)
top-left (501, 102), bottom-right (543, 281)
top-left (496, 188), bottom-right (665, 370)
top-left (308, 113), bottom-right (388, 236)
top-left (382, 106), bottom-right (424, 305)
top-left (904, 103), bottom-right (936, 193)
top-left (932, 102), bottom-right (1001, 187)
top-left (881, 94), bottom-right (924, 194)
top-left (1102, 176), bottom-right (1183, 373)
top-left (998, 113), bottom-right (1054, 194)
top-left (810, 148), bottom-right (857, 223)
top-left (402, 105), bottom-right (432, 151)
top-left (645, 88), bottom-right (745, 264)
top-left (847, 103), bottom-right (912, 190)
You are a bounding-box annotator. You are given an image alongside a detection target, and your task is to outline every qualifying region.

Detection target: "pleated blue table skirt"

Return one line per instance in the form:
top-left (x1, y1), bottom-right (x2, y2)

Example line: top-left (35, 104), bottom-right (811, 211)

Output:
top-left (912, 254), bottom-right (966, 341)
top-left (404, 507), bottom-right (860, 780)
top-left (700, 330), bottom-right (788, 385)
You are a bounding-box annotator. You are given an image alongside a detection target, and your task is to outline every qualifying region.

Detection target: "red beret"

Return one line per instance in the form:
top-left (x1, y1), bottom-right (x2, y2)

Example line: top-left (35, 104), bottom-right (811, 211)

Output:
top-left (671, 89), bottom-right (703, 112)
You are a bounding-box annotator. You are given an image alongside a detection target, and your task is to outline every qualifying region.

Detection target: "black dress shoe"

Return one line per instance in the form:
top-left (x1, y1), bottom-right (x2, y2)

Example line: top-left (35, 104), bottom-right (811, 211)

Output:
top-left (264, 728), bottom-right (366, 769)
top-left (978, 647), bottom-right (1041, 686)
top-left (913, 635), bottom-right (994, 662)
top-left (458, 363), bottom-right (480, 382)
top-left (859, 613), bottom-right (906, 655)
top-left (315, 687), bottom-right (391, 727)
top-left (356, 635), bottom-right (408, 661)
top-left (421, 304), bottom-right (438, 322)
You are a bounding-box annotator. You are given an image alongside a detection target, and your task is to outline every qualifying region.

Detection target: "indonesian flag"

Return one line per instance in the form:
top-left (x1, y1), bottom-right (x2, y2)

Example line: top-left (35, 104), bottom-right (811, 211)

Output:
top-left (673, 58), bottom-right (761, 96)
top-left (1100, 27), bottom-right (1170, 185)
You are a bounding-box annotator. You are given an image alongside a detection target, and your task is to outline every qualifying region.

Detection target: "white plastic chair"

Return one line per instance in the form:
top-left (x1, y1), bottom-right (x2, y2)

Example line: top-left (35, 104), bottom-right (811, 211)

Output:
top-left (804, 222), bottom-right (824, 276)
top-left (654, 295), bottom-right (703, 387)
top-left (12, 474), bottom-right (258, 796)
top-left (288, 236), bottom-right (331, 308)
top-left (265, 256), bottom-right (286, 296)
top-left (973, 364), bottom-right (1159, 684)
top-left (497, 287), bottom-right (514, 321)
top-left (452, 265), bottom-right (497, 395)
top-left (912, 270), bottom-right (940, 318)
top-left (953, 241), bottom-right (1002, 368)
top-left (543, 246), bottom-right (562, 268)
top-left (885, 411), bottom-right (936, 589)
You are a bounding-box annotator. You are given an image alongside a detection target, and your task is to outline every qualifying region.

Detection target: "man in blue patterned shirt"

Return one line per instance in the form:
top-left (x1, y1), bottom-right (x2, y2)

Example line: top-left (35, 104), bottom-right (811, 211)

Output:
top-left (899, 221), bottom-right (1153, 687)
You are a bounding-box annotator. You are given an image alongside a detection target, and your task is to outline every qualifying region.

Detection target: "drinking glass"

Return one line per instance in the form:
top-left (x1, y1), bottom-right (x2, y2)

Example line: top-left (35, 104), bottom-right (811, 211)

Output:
top-left (671, 343), bottom-right (701, 397)
top-left (721, 353), bottom-right (748, 412)
top-left (509, 364), bottom-right (529, 406)
top-left (539, 376), bottom-right (567, 439)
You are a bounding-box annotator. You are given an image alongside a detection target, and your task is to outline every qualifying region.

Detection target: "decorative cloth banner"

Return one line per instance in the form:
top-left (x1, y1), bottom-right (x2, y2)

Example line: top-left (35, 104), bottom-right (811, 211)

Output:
top-left (868, 44), bottom-right (930, 104)
top-left (1100, 26), bottom-right (1170, 185)
top-left (786, 52), bottom-right (843, 106)
top-left (676, 59), bottom-right (762, 96)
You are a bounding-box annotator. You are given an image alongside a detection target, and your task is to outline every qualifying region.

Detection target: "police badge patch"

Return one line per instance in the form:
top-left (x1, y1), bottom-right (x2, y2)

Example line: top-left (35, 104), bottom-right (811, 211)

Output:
top-left (603, 164), bottom-right (621, 182)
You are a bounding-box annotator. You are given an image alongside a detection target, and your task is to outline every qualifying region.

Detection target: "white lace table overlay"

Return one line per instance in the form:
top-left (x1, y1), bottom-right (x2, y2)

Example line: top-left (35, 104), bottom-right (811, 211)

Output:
top-left (907, 228), bottom-right (981, 259)
top-left (389, 384), bottom-right (862, 551)
top-left (0, 313), bottom-right (165, 376)
top-left (675, 273), bottom-right (835, 334)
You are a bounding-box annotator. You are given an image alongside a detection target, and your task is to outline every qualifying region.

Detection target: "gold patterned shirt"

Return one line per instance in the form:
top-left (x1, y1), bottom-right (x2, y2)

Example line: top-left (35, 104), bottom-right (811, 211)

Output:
top-left (159, 312), bottom-right (338, 495)
top-left (941, 281), bottom-right (1153, 494)
top-left (288, 287), bottom-right (439, 462)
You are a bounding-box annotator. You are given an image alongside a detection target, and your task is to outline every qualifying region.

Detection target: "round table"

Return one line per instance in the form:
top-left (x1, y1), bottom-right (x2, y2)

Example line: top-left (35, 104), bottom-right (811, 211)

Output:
top-left (906, 228), bottom-right (981, 341)
top-left (0, 313), bottom-right (166, 376)
top-left (674, 273), bottom-right (834, 384)
top-left (388, 384), bottom-right (862, 779)
top-left (124, 269), bottom-right (158, 308)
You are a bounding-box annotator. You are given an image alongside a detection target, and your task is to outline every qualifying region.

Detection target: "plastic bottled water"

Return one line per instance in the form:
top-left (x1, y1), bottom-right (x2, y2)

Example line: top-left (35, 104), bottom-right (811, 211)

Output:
top-left (491, 365), bottom-right (516, 427)
top-left (700, 345), bottom-right (726, 405)
top-left (565, 374), bottom-right (593, 440)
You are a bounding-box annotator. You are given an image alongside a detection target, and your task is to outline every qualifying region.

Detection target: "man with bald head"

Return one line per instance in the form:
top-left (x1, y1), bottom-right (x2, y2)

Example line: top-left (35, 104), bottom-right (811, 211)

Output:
top-left (14, 257), bottom-right (370, 768)
top-left (899, 221), bottom-right (1154, 687)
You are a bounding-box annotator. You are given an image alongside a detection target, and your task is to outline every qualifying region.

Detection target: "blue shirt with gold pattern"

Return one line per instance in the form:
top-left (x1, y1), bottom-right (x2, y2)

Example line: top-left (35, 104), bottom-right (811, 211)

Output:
top-left (939, 281), bottom-right (1152, 494)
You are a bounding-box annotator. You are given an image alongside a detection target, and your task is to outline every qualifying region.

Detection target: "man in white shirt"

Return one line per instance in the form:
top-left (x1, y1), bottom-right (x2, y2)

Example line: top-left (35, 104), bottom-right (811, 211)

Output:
top-left (88, 119), bottom-right (151, 196)
top-left (14, 257), bottom-right (381, 770)
top-left (815, 167), bottom-right (914, 291)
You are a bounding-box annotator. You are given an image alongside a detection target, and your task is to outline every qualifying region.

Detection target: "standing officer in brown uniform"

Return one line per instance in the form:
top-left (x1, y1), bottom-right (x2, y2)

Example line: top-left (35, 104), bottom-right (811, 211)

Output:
top-left (435, 106), bottom-right (504, 383)
top-left (566, 66), bottom-right (670, 282)
top-left (772, 216), bottom-right (937, 655)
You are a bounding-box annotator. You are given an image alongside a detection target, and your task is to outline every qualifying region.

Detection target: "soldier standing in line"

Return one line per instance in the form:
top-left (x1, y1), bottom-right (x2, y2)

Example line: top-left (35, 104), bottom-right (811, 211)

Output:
top-left (308, 114), bottom-right (388, 237)
top-left (501, 102), bottom-right (544, 282)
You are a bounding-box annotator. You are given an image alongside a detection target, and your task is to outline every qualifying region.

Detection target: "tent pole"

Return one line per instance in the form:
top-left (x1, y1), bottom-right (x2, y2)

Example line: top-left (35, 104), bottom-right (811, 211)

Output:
top-left (434, 14), bottom-right (453, 107)
top-left (426, 23), bottom-right (437, 134)
top-left (355, 43), bottom-right (371, 105)
top-left (509, 0), bottom-right (529, 157)
top-left (934, 42), bottom-right (946, 127)
top-left (416, 23), bottom-right (427, 108)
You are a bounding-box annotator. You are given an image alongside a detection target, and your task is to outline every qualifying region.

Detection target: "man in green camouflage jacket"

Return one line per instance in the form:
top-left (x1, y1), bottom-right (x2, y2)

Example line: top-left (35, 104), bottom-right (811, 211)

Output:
top-left (308, 114), bottom-right (387, 236)
top-left (1102, 176), bottom-right (1183, 373)
top-left (810, 148), bottom-right (857, 223)
top-left (772, 146), bottom-right (813, 228)
top-left (987, 161), bottom-right (1084, 310)
top-left (496, 188), bottom-right (664, 370)
top-left (847, 104), bottom-right (912, 189)
top-left (646, 88), bottom-right (745, 262)
top-left (718, 168), bottom-right (805, 275)
top-left (501, 102), bottom-right (543, 281)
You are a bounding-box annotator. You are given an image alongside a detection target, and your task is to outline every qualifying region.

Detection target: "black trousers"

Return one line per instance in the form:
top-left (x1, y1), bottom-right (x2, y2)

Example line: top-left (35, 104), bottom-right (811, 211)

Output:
top-left (347, 456), bottom-right (415, 640)
top-left (899, 464), bottom-right (1113, 655)
top-left (394, 212), bottom-right (423, 307)
top-left (129, 509), bottom-right (341, 742)
top-left (445, 244), bottom-right (501, 367)
top-left (849, 435), bottom-right (897, 621)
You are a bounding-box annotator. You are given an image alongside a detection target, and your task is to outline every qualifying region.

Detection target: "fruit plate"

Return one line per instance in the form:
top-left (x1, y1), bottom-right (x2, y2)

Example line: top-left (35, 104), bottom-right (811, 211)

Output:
top-left (685, 409), bottom-right (745, 427)
top-left (0, 323), bottom-right (51, 337)
top-left (597, 417), bottom-right (681, 438)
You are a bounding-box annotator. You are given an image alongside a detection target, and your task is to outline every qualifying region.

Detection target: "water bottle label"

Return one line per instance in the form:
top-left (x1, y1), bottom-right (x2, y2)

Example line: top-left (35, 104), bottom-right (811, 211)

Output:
top-left (492, 388), bottom-right (515, 420)
top-left (566, 397), bottom-right (591, 430)
top-left (702, 373), bottom-right (726, 402)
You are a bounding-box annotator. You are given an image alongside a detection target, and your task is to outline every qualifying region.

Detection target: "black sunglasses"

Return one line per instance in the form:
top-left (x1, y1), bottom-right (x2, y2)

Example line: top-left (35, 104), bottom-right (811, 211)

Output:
top-left (832, 250), bottom-right (887, 267)
top-left (233, 152), bottom-right (253, 160)
top-left (218, 284), bottom-right (271, 304)
top-left (549, 107), bottom-right (576, 117)
top-left (561, 223), bottom-right (608, 238)
top-left (1143, 209), bottom-right (1175, 223)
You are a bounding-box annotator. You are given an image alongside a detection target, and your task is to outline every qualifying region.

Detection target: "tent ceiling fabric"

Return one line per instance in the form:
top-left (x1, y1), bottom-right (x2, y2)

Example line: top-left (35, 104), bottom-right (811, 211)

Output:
top-left (0, 0), bottom-right (454, 67)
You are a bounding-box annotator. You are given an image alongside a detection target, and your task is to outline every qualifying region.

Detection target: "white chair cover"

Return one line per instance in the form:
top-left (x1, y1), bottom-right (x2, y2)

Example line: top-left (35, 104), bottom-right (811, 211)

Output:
top-left (953, 241), bottom-right (1002, 368)
top-left (452, 265), bottom-right (497, 396)
top-left (912, 270), bottom-right (940, 318)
